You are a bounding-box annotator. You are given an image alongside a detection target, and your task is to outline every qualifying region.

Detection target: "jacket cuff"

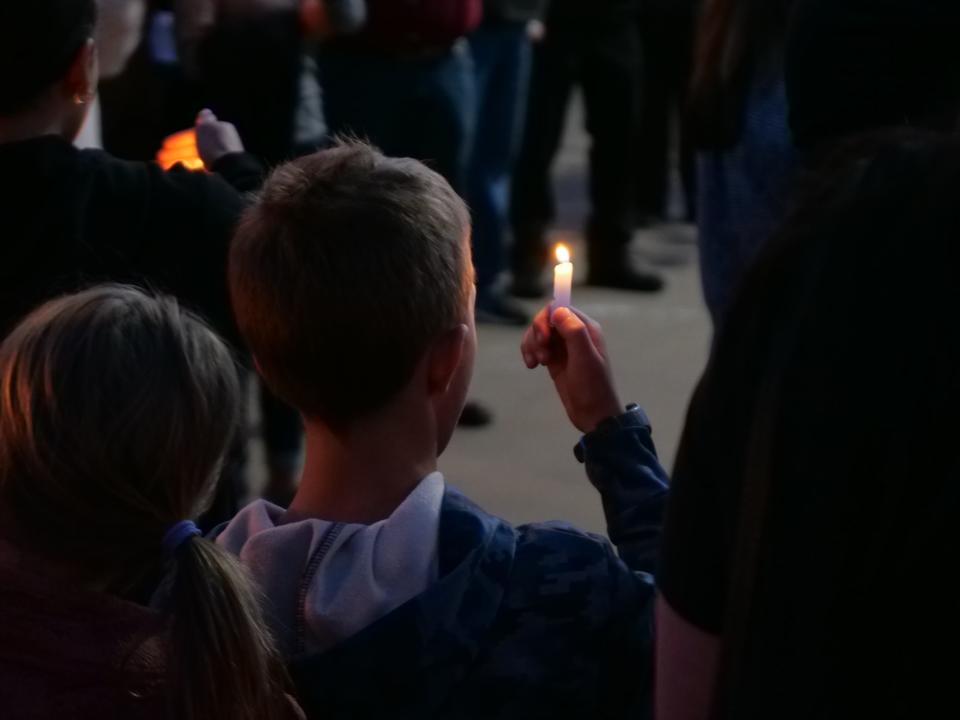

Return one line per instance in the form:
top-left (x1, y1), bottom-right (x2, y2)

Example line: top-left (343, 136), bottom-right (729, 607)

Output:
top-left (210, 151), bottom-right (266, 193)
top-left (574, 404), bottom-right (651, 464)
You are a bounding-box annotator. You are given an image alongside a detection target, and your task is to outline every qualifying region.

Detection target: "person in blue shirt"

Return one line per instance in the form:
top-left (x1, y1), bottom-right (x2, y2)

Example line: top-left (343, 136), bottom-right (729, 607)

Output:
top-left (688, 0), bottom-right (798, 328)
top-left (223, 139), bottom-right (669, 719)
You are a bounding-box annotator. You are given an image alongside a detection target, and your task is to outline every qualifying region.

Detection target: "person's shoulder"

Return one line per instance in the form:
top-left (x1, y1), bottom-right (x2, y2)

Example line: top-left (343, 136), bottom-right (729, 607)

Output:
top-left (509, 519), bottom-right (653, 624)
top-left (440, 488), bottom-right (652, 604)
top-left (443, 487), bottom-right (646, 584)
top-left (76, 149), bottom-right (182, 206)
top-left (78, 149), bottom-right (239, 209)
top-left (76, 146), bottom-right (150, 184)
top-left (512, 519), bottom-right (645, 594)
top-left (515, 518), bottom-right (613, 558)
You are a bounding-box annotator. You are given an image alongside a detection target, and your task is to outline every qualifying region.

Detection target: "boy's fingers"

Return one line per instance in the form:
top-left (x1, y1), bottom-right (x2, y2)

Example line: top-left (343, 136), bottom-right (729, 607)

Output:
top-left (520, 329), bottom-right (539, 368)
top-left (531, 307), bottom-right (552, 345)
top-left (551, 307), bottom-right (598, 357)
top-left (569, 307), bottom-right (599, 332)
top-left (522, 328), bottom-right (553, 367)
top-left (525, 306), bottom-right (555, 362)
top-left (569, 307), bottom-right (606, 353)
top-left (196, 108), bottom-right (216, 124)
top-left (521, 326), bottom-right (533, 352)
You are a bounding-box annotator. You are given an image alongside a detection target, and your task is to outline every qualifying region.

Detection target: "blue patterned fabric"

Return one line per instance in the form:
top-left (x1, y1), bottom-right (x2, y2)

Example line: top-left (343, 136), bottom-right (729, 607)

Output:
top-left (288, 411), bottom-right (668, 719)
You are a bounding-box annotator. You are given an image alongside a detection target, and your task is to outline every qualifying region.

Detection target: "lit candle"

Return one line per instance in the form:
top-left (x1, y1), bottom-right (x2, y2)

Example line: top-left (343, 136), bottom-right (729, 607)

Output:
top-left (553, 243), bottom-right (573, 311)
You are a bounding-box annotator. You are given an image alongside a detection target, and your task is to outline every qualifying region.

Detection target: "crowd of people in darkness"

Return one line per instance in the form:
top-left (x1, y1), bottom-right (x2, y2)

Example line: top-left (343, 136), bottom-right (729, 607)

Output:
top-left (1, 1), bottom-right (960, 719)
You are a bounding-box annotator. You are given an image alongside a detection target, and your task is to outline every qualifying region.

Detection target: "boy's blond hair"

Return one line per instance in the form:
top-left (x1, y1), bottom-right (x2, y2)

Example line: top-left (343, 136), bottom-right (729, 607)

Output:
top-left (230, 140), bottom-right (472, 424)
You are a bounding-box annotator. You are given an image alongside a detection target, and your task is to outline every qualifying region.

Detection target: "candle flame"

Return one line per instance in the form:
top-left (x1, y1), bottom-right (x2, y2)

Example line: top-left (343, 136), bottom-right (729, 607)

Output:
top-left (156, 129), bottom-right (206, 171)
top-left (555, 243), bottom-right (571, 264)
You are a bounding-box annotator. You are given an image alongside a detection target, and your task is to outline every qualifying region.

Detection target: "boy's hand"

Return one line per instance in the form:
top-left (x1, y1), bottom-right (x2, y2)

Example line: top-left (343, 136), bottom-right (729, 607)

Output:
top-left (195, 109), bottom-right (244, 167)
top-left (522, 306), bottom-right (623, 433)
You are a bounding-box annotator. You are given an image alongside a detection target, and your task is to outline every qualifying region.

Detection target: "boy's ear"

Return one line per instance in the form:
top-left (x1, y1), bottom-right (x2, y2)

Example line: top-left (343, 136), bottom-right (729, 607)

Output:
top-left (65, 39), bottom-right (98, 103)
top-left (426, 325), bottom-right (468, 397)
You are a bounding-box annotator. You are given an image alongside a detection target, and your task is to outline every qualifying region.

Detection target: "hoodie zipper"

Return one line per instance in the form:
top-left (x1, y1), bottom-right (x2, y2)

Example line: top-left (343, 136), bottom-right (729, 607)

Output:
top-left (294, 522), bottom-right (346, 655)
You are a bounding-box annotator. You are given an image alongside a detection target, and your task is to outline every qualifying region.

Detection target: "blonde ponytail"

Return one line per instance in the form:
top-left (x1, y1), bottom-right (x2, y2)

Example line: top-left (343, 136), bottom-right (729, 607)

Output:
top-left (0, 286), bottom-right (298, 719)
top-left (168, 536), bottom-right (291, 720)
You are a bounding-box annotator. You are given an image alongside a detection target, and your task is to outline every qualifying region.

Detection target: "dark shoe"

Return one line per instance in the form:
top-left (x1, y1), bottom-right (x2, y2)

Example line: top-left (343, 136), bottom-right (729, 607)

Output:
top-left (476, 292), bottom-right (530, 326)
top-left (588, 265), bottom-right (665, 293)
top-left (510, 271), bottom-right (548, 299)
top-left (458, 400), bottom-right (493, 428)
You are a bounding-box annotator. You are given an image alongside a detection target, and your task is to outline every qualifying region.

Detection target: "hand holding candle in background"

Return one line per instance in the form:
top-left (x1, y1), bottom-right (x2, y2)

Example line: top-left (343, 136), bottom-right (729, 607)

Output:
top-left (156, 110), bottom-right (246, 171)
top-left (156, 128), bottom-right (204, 171)
top-left (553, 243), bottom-right (573, 313)
top-left (521, 305), bottom-right (623, 433)
top-left (194, 109), bottom-right (245, 168)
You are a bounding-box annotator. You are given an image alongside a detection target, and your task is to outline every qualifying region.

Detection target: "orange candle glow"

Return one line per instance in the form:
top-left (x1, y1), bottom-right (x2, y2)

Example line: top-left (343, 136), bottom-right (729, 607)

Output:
top-left (156, 129), bottom-right (205, 171)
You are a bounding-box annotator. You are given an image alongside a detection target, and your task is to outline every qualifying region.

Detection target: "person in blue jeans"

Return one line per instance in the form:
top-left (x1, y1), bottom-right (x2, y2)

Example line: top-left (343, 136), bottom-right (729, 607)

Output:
top-left (467, 1), bottom-right (547, 326)
top-left (318, 7), bottom-right (477, 193)
top-left (317, 3), bottom-right (496, 426)
top-left (687, 0), bottom-right (797, 328)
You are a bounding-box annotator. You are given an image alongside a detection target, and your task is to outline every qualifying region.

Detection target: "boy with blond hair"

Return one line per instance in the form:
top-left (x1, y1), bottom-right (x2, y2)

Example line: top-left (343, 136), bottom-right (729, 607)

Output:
top-left (222, 140), bottom-right (668, 718)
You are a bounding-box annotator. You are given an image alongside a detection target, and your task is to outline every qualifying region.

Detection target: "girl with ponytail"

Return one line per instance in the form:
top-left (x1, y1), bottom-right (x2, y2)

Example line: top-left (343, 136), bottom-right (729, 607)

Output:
top-left (0, 285), bottom-right (301, 720)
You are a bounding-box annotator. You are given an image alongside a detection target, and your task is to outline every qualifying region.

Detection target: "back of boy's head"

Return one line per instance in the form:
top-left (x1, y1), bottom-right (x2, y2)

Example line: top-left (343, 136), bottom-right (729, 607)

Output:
top-left (230, 140), bottom-right (472, 425)
top-left (0, 0), bottom-right (97, 115)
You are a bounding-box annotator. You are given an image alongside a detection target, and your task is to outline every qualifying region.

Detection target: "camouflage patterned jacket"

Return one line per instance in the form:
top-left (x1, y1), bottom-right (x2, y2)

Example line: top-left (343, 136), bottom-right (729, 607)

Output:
top-left (288, 406), bottom-right (668, 719)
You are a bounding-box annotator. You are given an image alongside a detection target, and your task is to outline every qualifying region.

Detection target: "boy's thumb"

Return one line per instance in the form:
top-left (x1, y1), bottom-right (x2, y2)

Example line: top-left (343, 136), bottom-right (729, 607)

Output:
top-left (551, 307), bottom-right (594, 355)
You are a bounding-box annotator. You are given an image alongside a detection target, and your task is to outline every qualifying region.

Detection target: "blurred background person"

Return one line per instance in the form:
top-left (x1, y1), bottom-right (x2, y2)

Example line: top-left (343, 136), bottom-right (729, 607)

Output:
top-left (635, 0), bottom-right (698, 224)
top-left (318, 0), bottom-right (481, 192)
top-left (175, 0), bottom-right (365, 166)
top-left (467, 0), bottom-right (547, 326)
top-left (657, 131), bottom-right (960, 720)
top-left (97, 0), bottom-right (202, 160)
top-left (0, 0), bottom-right (264, 525)
top-left (75, 0), bottom-right (147, 148)
top-left (510, 0), bottom-right (664, 299)
top-left (658, 1), bottom-right (960, 714)
top-left (174, 0), bottom-right (367, 506)
top-left (688, 0), bottom-right (797, 327)
top-left (318, 0), bottom-right (497, 427)
top-left (175, 0), bottom-right (308, 165)
top-left (786, 0), bottom-right (960, 151)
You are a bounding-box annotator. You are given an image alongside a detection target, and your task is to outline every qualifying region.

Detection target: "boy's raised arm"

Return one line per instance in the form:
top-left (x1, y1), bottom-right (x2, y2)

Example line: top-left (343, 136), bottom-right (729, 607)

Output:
top-left (522, 306), bottom-right (669, 574)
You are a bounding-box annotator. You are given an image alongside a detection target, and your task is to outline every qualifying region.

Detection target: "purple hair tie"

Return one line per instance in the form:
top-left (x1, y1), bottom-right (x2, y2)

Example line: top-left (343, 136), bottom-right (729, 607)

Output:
top-left (162, 520), bottom-right (202, 555)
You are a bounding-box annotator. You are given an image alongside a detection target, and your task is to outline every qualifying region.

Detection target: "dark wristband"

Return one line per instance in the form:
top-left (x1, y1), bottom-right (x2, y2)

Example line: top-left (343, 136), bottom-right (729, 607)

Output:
top-left (574, 404), bottom-right (651, 463)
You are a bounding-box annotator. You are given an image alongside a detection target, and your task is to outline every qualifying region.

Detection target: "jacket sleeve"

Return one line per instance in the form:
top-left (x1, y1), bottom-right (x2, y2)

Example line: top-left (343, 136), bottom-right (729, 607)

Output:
top-left (211, 152), bottom-right (268, 195)
top-left (577, 406), bottom-right (669, 575)
top-left (135, 162), bottom-right (248, 347)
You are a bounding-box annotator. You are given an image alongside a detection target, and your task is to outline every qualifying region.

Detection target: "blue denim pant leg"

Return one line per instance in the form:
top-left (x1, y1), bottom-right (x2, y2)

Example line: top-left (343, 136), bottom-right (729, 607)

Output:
top-left (467, 22), bottom-right (532, 297)
top-left (697, 77), bottom-right (796, 329)
top-left (320, 41), bottom-right (475, 193)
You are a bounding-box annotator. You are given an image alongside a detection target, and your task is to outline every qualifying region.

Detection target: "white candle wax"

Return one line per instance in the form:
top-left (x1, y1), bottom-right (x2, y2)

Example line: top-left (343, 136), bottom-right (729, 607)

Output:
top-left (553, 244), bottom-right (573, 310)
